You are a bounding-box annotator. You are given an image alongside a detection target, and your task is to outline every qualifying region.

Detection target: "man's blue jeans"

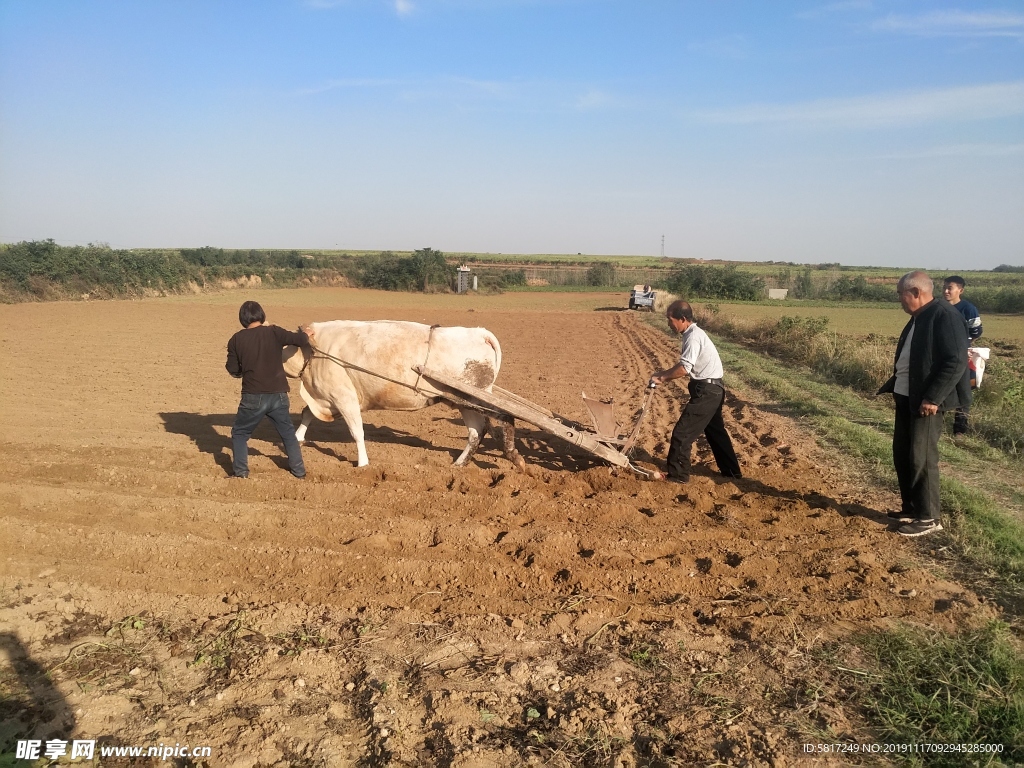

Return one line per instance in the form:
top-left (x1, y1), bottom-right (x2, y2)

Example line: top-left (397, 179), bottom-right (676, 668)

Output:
top-left (231, 392), bottom-right (305, 478)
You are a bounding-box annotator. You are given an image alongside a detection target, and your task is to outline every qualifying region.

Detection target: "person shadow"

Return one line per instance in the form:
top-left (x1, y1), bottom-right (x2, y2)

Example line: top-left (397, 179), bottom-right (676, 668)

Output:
top-left (678, 468), bottom-right (894, 528)
top-left (160, 412), bottom-right (445, 471)
top-left (0, 633), bottom-right (76, 755)
top-left (159, 412), bottom-right (236, 475)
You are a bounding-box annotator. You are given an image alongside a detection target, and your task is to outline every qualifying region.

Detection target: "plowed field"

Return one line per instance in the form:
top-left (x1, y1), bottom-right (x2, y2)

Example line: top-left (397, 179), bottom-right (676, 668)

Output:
top-left (0, 289), bottom-right (994, 766)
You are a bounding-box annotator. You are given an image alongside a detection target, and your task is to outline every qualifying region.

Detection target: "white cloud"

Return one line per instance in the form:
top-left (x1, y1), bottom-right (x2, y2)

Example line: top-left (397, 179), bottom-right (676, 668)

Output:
top-left (796, 1), bottom-right (873, 20)
top-left (394, 0), bottom-right (415, 16)
top-left (574, 88), bottom-right (614, 110)
top-left (876, 143), bottom-right (1024, 160)
top-left (296, 78), bottom-right (401, 96)
top-left (698, 81), bottom-right (1024, 128)
top-left (303, 0), bottom-right (350, 8)
top-left (687, 34), bottom-right (750, 60)
top-left (872, 10), bottom-right (1024, 37)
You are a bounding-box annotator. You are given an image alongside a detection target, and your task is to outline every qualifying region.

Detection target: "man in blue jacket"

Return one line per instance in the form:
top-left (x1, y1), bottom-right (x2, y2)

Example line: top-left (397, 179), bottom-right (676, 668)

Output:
top-left (877, 272), bottom-right (967, 537)
top-left (943, 275), bottom-right (983, 438)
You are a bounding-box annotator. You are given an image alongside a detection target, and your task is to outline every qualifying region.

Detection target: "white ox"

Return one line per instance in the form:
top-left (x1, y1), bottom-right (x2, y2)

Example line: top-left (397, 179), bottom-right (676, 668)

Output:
top-left (282, 320), bottom-right (524, 469)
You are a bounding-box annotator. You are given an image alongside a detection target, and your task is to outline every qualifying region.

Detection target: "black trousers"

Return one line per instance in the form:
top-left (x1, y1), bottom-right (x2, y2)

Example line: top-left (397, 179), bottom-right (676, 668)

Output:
top-left (892, 394), bottom-right (943, 521)
top-left (666, 381), bottom-right (741, 480)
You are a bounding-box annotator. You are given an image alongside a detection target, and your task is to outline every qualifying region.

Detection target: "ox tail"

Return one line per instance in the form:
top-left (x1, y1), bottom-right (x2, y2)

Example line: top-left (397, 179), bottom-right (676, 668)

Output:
top-left (483, 329), bottom-right (502, 379)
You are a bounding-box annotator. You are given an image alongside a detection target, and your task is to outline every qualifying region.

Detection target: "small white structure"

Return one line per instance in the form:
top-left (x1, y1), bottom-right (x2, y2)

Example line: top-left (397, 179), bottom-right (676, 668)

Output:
top-left (456, 265), bottom-right (472, 294)
top-left (969, 348), bottom-right (990, 388)
top-left (768, 288), bottom-right (789, 300)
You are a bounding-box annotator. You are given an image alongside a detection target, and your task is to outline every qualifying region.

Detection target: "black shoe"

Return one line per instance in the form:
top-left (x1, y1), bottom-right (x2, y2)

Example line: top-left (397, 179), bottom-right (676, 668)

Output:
top-left (665, 474), bottom-right (690, 484)
top-left (898, 519), bottom-right (943, 537)
top-left (887, 510), bottom-right (913, 522)
top-left (721, 471), bottom-right (743, 479)
top-left (232, 474), bottom-right (249, 479)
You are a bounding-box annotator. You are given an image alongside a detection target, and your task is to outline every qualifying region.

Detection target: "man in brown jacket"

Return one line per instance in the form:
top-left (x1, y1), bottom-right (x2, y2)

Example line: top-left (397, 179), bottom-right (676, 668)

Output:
top-left (226, 301), bottom-right (315, 479)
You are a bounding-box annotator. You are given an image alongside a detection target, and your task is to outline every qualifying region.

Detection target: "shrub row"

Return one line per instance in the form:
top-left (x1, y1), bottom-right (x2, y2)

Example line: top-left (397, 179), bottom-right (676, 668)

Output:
top-left (356, 248), bottom-right (453, 292)
top-left (0, 240), bottom-right (193, 294)
top-left (665, 265), bottom-right (766, 301)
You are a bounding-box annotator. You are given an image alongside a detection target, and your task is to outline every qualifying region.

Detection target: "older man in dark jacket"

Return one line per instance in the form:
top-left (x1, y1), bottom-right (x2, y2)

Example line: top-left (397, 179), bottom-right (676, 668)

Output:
top-left (878, 271), bottom-right (967, 537)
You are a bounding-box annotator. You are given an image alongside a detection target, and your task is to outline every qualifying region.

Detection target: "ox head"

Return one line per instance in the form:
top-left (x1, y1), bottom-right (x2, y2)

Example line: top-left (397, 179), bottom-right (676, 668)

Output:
top-left (282, 345), bottom-right (311, 378)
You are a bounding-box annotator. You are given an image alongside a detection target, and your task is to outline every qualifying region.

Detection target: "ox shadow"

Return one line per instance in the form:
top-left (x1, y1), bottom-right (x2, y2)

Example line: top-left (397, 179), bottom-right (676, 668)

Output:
top-left (0, 632), bottom-right (76, 754)
top-left (430, 415), bottom-right (647, 473)
top-left (420, 420), bottom-right (622, 471)
top-left (302, 421), bottom-right (439, 464)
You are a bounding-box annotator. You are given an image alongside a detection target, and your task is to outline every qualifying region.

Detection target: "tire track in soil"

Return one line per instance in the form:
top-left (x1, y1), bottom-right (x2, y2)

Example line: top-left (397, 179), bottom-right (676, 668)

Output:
top-left (604, 312), bottom-right (678, 465)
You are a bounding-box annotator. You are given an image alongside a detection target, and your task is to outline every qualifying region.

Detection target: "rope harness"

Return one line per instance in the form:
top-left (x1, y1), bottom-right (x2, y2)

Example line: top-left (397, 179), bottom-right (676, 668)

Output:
top-left (300, 333), bottom-right (511, 420)
top-left (300, 325), bottom-right (454, 398)
top-left (412, 324), bottom-right (439, 392)
top-left (304, 346), bottom-right (421, 391)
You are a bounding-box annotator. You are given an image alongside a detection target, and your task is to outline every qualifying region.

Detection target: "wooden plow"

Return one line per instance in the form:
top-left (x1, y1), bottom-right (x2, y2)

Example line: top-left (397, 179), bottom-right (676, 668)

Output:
top-left (413, 365), bottom-right (656, 473)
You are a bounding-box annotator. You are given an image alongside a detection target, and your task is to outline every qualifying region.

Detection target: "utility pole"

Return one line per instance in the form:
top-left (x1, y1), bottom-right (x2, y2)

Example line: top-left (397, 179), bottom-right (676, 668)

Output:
top-left (660, 235), bottom-right (665, 258)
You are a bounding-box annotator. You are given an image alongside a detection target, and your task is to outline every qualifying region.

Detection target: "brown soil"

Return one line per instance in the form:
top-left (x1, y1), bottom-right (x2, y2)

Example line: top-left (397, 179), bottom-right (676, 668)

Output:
top-left (0, 289), bottom-right (995, 767)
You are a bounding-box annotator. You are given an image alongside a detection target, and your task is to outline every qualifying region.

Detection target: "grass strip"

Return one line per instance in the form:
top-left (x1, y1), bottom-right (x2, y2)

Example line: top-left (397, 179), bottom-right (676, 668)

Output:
top-left (853, 622), bottom-right (1024, 766)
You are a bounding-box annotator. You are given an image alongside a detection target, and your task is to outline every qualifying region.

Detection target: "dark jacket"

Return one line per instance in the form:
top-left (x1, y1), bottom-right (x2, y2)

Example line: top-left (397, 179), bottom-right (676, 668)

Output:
top-left (226, 325), bottom-right (310, 394)
top-left (878, 298), bottom-right (968, 412)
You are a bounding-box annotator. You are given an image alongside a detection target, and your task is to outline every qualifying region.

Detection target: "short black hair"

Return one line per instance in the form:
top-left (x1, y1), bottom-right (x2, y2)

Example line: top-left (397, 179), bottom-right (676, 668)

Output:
top-left (239, 301), bottom-right (266, 327)
top-left (943, 275), bottom-right (966, 289)
top-left (666, 300), bottom-right (693, 322)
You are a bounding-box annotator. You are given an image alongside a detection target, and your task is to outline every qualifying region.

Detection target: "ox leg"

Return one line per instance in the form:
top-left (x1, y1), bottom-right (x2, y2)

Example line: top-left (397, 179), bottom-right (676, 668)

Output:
top-left (295, 407), bottom-right (315, 443)
top-left (334, 399), bottom-right (369, 467)
top-left (454, 409), bottom-right (489, 467)
top-left (497, 415), bottom-right (527, 472)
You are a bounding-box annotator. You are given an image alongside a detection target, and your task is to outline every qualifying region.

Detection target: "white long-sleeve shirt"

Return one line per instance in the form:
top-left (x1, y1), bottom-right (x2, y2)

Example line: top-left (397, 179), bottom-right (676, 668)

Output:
top-left (894, 322), bottom-right (915, 397)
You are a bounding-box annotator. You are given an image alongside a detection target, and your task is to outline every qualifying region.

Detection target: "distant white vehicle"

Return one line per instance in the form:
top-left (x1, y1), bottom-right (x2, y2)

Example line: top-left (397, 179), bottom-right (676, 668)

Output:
top-left (629, 284), bottom-right (656, 311)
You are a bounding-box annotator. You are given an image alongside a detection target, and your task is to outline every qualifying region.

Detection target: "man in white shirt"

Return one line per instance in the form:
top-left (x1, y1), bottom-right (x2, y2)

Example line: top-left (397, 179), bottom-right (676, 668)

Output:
top-left (650, 300), bottom-right (742, 483)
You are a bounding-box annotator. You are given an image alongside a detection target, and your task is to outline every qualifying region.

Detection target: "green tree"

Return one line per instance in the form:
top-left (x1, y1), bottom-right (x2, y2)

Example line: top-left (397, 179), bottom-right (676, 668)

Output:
top-left (410, 247), bottom-right (453, 291)
top-left (586, 261), bottom-right (616, 286)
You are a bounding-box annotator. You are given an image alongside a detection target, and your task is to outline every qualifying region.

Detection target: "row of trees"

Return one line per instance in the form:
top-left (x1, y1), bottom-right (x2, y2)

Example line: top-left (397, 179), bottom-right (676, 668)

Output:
top-left (180, 247), bottom-right (310, 269)
top-left (2, 241), bottom-right (1020, 310)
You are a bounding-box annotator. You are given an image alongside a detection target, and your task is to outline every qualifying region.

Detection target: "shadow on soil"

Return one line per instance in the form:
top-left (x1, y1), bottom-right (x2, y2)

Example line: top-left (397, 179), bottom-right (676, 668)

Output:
top-left (161, 412), bottom-right (502, 471)
top-left (0, 633), bottom-right (76, 756)
top-left (160, 408), bottom-right (648, 476)
top-left (682, 466), bottom-right (892, 530)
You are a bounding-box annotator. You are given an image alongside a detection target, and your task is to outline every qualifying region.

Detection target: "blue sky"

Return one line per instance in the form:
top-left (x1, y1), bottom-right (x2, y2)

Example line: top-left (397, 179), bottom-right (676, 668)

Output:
top-left (1, 1), bottom-right (1022, 268)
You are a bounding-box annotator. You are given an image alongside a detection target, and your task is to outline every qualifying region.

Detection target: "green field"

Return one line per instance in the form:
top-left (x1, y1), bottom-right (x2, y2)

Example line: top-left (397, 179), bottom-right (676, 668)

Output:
top-left (693, 300), bottom-right (1024, 343)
